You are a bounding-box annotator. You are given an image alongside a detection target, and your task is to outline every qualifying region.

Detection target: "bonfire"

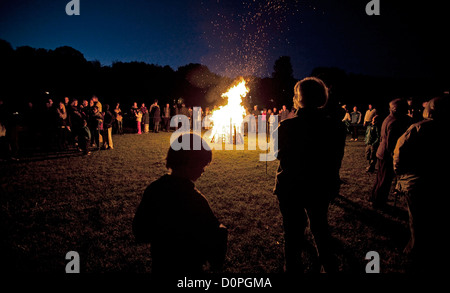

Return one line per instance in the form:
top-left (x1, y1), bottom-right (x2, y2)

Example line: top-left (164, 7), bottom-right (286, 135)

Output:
top-left (209, 78), bottom-right (249, 144)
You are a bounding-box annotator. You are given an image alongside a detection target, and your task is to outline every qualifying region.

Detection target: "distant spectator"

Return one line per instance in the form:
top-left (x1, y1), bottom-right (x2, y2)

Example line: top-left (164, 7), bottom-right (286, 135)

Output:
top-left (89, 106), bottom-right (104, 149)
top-left (394, 96), bottom-right (450, 272)
top-left (369, 98), bottom-right (411, 209)
top-left (363, 104), bottom-right (377, 126)
top-left (179, 103), bottom-right (189, 131)
top-left (171, 104), bottom-right (179, 130)
top-left (261, 108), bottom-right (267, 133)
top-left (114, 103), bottom-right (123, 135)
top-left (250, 105), bottom-right (259, 133)
top-left (266, 109), bottom-right (272, 136)
top-left (130, 102), bottom-right (139, 115)
top-left (350, 106), bottom-right (362, 141)
top-left (87, 99), bottom-right (96, 146)
top-left (279, 105), bottom-right (289, 122)
top-left (78, 119), bottom-right (91, 155)
top-left (141, 103), bottom-right (149, 133)
top-left (132, 133), bottom-right (228, 274)
top-left (341, 104), bottom-right (351, 133)
top-left (135, 109), bottom-right (143, 135)
top-left (162, 103), bottom-right (171, 132)
top-left (80, 100), bottom-right (90, 121)
top-left (287, 107), bottom-right (296, 119)
top-left (406, 97), bottom-right (423, 123)
top-left (102, 104), bottom-right (114, 150)
top-left (69, 99), bottom-right (83, 149)
top-left (364, 115), bottom-right (381, 173)
top-left (150, 100), bottom-right (161, 133)
top-left (63, 96), bottom-right (70, 108)
top-left (56, 101), bottom-right (69, 151)
top-left (92, 95), bottom-right (102, 113)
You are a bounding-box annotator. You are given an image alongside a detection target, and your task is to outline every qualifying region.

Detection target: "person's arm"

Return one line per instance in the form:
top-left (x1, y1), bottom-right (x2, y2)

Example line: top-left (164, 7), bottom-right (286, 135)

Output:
top-left (192, 194), bottom-right (228, 271)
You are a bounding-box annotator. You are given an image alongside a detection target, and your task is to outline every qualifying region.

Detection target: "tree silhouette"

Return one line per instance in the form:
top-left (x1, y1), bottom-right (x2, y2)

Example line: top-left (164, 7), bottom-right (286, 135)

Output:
top-left (0, 39), bottom-right (447, 114)
top-left (272, 56), bottom-right (296, 108)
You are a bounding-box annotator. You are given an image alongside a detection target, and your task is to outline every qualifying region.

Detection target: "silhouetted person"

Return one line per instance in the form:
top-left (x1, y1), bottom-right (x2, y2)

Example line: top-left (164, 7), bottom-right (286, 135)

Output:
top-left (133, 133), bottom-right (228, 274)
top-left (406, 97), bottom-right (423, 124)
top-left (102, 104), bottom-right (114, 150)
top-left (350, 106), bottom-right (361, 141)
top-left (363, 104), bottom-right (377, 127)
top-left (56, 101), bottom-right (69, 151)
top-left (279, 105), bottom-right (289, 122)
top-left (364, 115), bottom-right (381, 173)
top-left (150, 100), bottom-right (161, 133)
top-left (113, 103), bottom-right (123, 135)
top-left (179, 103), bottom-right (189, 131)
top-left (162, 103), bottom-right (171, 132)
top-left (273, 77), bottom-right (342, 273)
top-left (251, 105), bottom-right (259, 133)
top-left (394, 96), bottom-right (450, 272)
top-left (78, 119), bottom-right (91, 155)
top-left (370, 98), bottom-right (411, 209)
top-left (89, 106), bottom-right (103, 150)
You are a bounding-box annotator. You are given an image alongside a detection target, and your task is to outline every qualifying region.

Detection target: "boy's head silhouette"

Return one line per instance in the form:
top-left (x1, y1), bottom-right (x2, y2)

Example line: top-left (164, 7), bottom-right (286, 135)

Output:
top-left (166, 133), bottom-right (212, 181)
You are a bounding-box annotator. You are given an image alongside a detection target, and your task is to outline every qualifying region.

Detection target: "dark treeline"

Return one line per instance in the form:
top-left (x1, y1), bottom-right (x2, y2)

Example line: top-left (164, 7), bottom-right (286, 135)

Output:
top-left (1, 39), bottom-right (448, 117)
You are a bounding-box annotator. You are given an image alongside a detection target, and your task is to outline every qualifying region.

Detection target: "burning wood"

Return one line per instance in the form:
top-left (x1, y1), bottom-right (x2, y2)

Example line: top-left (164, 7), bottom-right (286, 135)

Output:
top-left (209, 78), bottom-right (249, 144)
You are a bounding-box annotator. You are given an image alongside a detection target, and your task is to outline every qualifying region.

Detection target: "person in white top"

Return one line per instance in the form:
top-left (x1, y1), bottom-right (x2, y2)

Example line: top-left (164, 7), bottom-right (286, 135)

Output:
top-left (363, 104), bottom-right (377, 126)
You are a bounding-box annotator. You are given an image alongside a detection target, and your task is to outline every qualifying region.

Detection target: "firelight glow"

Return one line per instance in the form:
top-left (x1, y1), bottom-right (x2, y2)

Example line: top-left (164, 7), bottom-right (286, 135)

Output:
top-left (209, 78), bottom-right (249, 143)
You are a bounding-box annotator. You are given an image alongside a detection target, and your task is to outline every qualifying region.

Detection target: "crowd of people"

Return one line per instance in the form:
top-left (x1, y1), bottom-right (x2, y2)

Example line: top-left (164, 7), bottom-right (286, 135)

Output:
top-left (132, 77), bottom-right (449, 274)
top-left (0, 95), bottom-right (118, 159)
top-left (0, 94), bottom-right (297, 161)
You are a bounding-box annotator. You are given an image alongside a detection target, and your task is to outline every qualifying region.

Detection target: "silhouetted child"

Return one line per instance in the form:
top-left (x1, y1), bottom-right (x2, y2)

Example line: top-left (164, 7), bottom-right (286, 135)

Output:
top-left (364, 115), bottom-right (380, 172)
top-left (132, 133), bottom-right (227, 274)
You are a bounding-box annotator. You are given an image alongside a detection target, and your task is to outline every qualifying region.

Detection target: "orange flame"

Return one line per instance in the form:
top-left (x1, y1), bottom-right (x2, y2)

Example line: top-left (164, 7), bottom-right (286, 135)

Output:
top-left (209, 78), bottom-right (249, 143)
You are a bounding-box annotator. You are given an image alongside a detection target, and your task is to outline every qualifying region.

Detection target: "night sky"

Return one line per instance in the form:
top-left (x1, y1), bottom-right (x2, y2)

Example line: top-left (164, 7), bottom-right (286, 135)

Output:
top-left (1, 0), bottom-right (448, 79)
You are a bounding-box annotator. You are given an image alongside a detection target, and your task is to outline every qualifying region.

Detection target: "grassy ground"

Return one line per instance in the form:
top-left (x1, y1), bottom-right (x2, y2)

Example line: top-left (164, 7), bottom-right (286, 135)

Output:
top-left (0, 131), bottom-right (410, 273)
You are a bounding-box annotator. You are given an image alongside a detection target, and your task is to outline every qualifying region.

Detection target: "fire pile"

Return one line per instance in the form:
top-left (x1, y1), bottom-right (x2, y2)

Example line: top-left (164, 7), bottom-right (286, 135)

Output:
top-left (209, 78), bottom-right (249, 144)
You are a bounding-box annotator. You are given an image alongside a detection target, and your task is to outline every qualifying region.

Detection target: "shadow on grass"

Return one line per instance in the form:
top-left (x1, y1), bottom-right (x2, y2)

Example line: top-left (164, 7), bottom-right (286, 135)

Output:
top-left (332, 194), bottom-right (409, 248)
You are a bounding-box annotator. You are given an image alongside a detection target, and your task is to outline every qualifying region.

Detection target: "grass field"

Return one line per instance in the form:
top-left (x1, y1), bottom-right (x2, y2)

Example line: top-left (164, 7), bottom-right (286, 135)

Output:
top-left (0, 131), bottom-right (411, 273)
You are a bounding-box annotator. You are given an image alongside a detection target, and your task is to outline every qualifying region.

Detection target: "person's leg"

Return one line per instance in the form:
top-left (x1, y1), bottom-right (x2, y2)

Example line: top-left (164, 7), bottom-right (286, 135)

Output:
top-left (278, 197), bottom-right (308, 273)
top-left (370, 158), bottom-right (394, 207)
top-left (93, 129), bottom-right (100, 150)
top-left (307, 203), bottom-right (338, 273)
top-left (108, 127), bottom-right (113, 149)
